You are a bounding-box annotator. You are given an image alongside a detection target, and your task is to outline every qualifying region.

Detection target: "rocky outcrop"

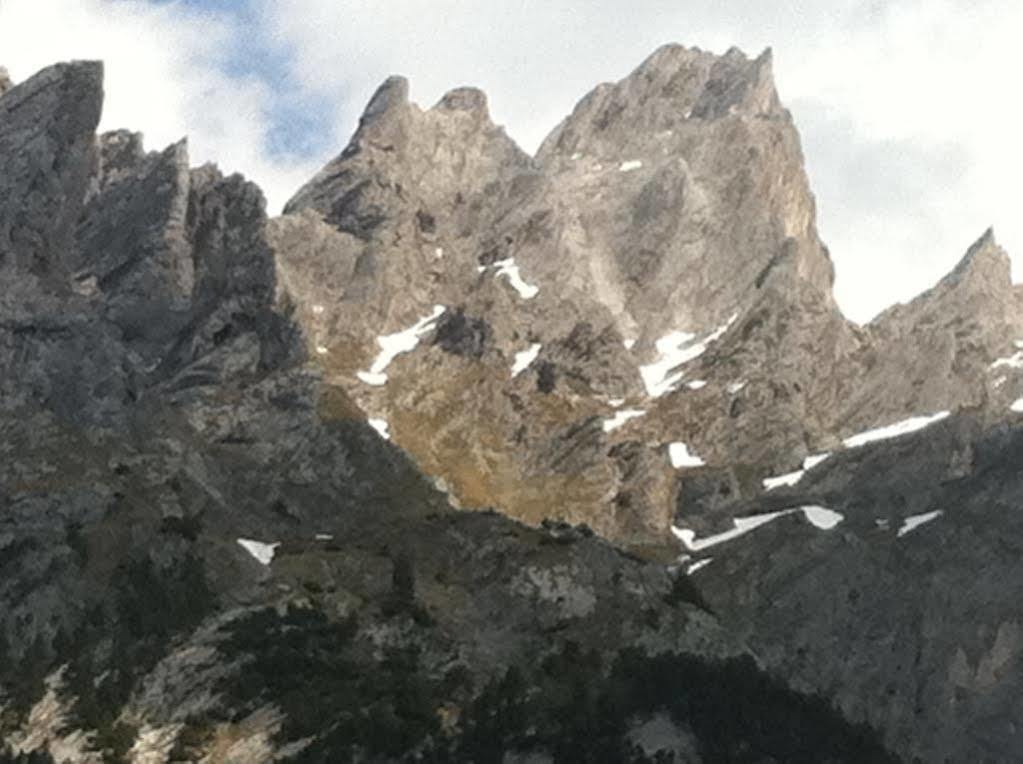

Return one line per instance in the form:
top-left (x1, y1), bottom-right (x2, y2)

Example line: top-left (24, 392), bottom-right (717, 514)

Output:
top-left (849, 229), bottom-right (1023, 429)
top-left (534, 45), bottom-right (835, 340)
top-left (0, 62), bottom-right (102, 280)
top-left (692, 411), bottom-right (1023, 763)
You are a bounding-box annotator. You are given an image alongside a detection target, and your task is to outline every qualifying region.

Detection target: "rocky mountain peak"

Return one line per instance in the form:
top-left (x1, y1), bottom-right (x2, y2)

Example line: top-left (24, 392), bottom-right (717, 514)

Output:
top-left (284, 73), bottom-right (529, 246)
top-left (0, 66), bottom-right (12, 95)
top-left (940, 226), bottom-right (1012, 291)
top-left (872, 227), bottom-right (1018, 330)
top-left (0, 61), bottom-right (103, 283)
top-left (521, 44), bottom-right (833, 343)
top-left (437, 85), bottom-right (490, 115)
top-left (537, 43), bottom-right (781, 162)
top-left (361, 73), bottom-right (410, 120)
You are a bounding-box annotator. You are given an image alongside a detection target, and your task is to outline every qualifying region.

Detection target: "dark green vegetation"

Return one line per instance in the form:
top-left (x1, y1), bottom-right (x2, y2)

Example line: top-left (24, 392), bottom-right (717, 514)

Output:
top-left (200, 606), bottom-right (896, 763)
top-left (0, 552), bottom-right (215, 762)
top-left (453, 644), bottom-right (898, 763)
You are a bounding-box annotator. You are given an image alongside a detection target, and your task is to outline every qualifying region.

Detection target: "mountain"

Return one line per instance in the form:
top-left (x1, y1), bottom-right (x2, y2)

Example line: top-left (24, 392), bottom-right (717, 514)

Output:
top-left (0, 46), bottom-right (1020, 762)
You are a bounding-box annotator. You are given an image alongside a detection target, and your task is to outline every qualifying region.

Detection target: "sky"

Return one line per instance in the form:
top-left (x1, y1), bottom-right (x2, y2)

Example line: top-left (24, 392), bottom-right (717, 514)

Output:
top-left (0, 0), bottom-right (1019, 323)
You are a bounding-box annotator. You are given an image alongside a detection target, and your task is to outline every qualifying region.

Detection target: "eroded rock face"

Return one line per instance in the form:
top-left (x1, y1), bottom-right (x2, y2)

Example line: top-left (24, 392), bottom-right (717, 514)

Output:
top-left (692, 412), bottom-right (1023, 763)
top-left (0, 61), bottom-right (103, 280)
top-left (275, 43), bottom-right (1023, 552)
top-left (533, 45), bottom-right (835, 339)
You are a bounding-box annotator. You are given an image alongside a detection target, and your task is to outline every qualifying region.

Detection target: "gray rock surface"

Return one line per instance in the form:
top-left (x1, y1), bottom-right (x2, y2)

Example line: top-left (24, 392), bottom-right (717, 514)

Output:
top-left (692, 412), bottom-right (1023, 763)
top-left (0, 61), bottom-right (102, 280)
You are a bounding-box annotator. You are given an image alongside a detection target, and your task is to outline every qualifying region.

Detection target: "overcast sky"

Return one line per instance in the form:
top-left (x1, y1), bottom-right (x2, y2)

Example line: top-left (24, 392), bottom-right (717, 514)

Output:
top-left (1, 0), bottom-right (1019, 322)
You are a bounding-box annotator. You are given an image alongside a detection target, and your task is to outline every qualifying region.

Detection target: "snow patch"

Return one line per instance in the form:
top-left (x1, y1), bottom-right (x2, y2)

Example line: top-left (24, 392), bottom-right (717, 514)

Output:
top-left (686, 380), bottom-right (707, 390)
top-left (357, 305), bottom-right (446, 384)
top-left (673, 504), bottom-right (842, 552)
top-left (571, 152), bottom-right (582, 160)
top-left (763, 453), bottom-right (832, 490)
top-left (619, 160), bottom-right (643, 172)
top-left (312, 304), bottom-right (325, 315)
top-left (672, 511), bottom-right (788, 552)
top-left (237, 538), bottom-right (279, 566)
top-left (800, 505), bottom-right (844, 530)
top-left (639, 315), bottom-right (737, 397)
top-left (1015, 340), bottom-right (1023, 349)
top-left (727, 380), bottom-right (747, 394)
top-left (603, 409), bottom-right (646, 433)
top-left (315, 533), bottom-right (334, 541)
top-left (763, 469), bottom-right (803, 490)
top-left (669, 442), bottom-right (705, 468)
top-left (991, 351), bottom-right (1023, 370)
top-left (368, 418), bottom-right (390, 440)
top-left (356, 371), bottom-right (387, 386)
top-left (490, 258), bottom-right (539, 299)
top-left (608, 398), bottom-right (625, 407)
top-left (623, 339), bottom-right (636, 350)
top-left (897, 510), bottom-right (943, 538)
top-left (803, 453), bottom-right (831, 470)
top-left (315, 345), bottom-right (328, 356)
top-left (511, 343), bottom-right (542, 377)
top-left (1012, 398), bottom-right (1023, 413)
top-left (843, 411), bottom-right (950, 449)
top-left (687, 558), bottom-right (713, 575)
top-left (434, 247), bottom-right (444, 258)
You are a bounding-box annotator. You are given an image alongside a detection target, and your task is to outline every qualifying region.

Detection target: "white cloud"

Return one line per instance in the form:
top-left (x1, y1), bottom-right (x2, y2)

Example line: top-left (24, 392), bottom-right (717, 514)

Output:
top-left (2, 1), bottom-right (1020, 321)
top-left (0, 0), bottom-right (317, 212)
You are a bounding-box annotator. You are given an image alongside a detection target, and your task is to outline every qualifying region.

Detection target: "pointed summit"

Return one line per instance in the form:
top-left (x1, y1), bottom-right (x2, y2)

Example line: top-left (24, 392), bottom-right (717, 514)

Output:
top-left (361, 75), bottom-right (410, 122)
top-left (0, 66), bottom-right (12, 96)
top-left (436, 86), bottom-right (489, 115)
top-left (527, 44), bottom-right (831, 339)
top-left (941, 227), bottom-right (1011, 290)
top-left (875, 227), bottom-right (1015, 320)
top-left (285, 74), bottom-right (529, 240)
top-left (538, 44), bottom-right (782, 161)
top-left (0, 61), bottom-right (103, 279)
top-left (689, 46), bottom-right (780, 120)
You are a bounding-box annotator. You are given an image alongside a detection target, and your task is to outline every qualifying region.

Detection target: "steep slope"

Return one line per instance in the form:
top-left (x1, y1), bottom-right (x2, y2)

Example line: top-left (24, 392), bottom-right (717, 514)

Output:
top-left (534, 45), bottom-right (836, 341)
top-left (0, 60), bottom-right (903, 763)
top-left (690, 411), bottom-right (1023, 763)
